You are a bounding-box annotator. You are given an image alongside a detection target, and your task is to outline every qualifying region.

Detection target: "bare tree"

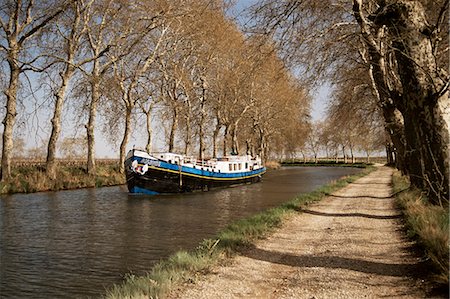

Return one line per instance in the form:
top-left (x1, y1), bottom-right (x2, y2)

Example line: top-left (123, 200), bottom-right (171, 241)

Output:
top-left (353, 0), bottom-right (449, 204)
top-left (44, 0), bottom-right (86, 178)
top-left (0, 0), bottom-right (68, 180)
top-left (250, 0), bottom-right (449, 204)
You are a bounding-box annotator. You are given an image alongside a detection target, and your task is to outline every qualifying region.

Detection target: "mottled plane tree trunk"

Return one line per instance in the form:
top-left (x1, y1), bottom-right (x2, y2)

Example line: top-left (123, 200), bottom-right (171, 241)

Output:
top-left (81, 0), bottom-right (127, 175)
top-left (353, 0), bottom-right (449, 205)
top-left (46, 1), bottom-right (84, 179)
top-left (0, 1), bottom-right (67, 181)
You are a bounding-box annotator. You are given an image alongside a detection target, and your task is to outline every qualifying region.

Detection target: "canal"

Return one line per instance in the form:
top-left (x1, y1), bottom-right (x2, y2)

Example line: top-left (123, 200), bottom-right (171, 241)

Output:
top-left (0, 166), bottom-right (361, 298)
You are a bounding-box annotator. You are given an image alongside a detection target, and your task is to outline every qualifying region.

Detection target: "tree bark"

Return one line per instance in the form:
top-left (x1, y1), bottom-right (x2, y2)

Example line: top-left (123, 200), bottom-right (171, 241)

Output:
top-left (222, 124), bottom-right (229, 156)
top-left (46, 66), bottom-right (75, 178)
top-left (198, 82), bottom-right (206, 160)
top-left (46, 2), bottom-right (80, 179)
top-left (212, 119), bottom-right (221, 158)
top-left (145, 109), bottom-right (153, 153)
top-left (375, 0), bottom-right (449, 204)
top-left (168, 106), bottom-right (178, 152)
top-left (86, 78), bottom-right (99, 175)
top-left (1, 54), bottom-right (19, 181)
top-left (119, 103), bottom-right (132, 174)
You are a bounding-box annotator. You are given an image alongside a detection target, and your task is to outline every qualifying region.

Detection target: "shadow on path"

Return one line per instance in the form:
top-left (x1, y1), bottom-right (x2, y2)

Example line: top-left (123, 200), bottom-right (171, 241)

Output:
top-left (244, 246), bottom-right (422, 278)
top-left (325, 194), bottom-right (393, 200)
top-left (301, 209), bottom-right (402, 220)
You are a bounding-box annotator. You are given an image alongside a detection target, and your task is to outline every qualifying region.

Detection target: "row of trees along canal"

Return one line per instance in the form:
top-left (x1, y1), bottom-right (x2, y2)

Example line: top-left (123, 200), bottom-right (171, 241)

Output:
top-left (248, 0), bottom-right (449, 206)
top-left (0, 0), bottom-right (311, 179)
top-left (0, 0), bottom-right (386, 182)
top-left (1, 0), bottom-right (448, 206)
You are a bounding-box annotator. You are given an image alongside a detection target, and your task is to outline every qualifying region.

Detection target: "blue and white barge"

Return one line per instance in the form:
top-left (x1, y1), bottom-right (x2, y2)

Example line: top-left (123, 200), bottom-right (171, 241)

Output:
top-left (125, 149), bottom-right (266, 194)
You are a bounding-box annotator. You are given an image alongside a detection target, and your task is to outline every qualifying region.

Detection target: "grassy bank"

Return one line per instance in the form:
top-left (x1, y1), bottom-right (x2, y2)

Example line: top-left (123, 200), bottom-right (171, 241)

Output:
top-left (0, 163), bottom-right (125, 194)
top-left (392, 171), bottom-right (449, 285)
top-left (105, 166), bottom-right (375, 299)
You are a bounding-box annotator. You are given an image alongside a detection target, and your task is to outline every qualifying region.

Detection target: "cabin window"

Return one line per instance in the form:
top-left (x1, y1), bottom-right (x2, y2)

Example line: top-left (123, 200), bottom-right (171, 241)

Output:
top-left (161, 155), bottom-right (164, 159)
top-left (233, 164), bottom-right (237, 171)
top-left (229, 164), bottom-right (232, 171)
top-left (245, 162), bottom-right (248, 169)
top-left (238, 164), bottom-right (242, 170)
top-left (169, 160), bottom-right (172, 164)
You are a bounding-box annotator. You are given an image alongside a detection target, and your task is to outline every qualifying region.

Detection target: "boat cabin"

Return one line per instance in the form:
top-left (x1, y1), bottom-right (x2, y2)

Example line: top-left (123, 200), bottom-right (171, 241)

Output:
top-left (155, 152), bottom-right (263, 174)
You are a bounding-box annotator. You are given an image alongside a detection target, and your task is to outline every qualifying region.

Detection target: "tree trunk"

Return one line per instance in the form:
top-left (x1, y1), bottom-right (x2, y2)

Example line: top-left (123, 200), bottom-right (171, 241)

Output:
top-left (145, 109), bottom-right (153, 154)
top-left (119, 104), bottom-right (132, 174)
top-left (342, 146), bottom-right (347, 163)
top-left (46, 66), bottom-right (75, 178)
top-left (385, 142), bottom-right (394, 165)
top-left (223, 124), bottom-right (229, 156)
top-left (382, 105), bottom-right (407, 173)
top-left (47, 2), bottom-right (80, 179)
top-left (350, 146), bottom-right (355, 164)
top-left (184, 116), bottom-right (191, 155)
top-left (198, 86), bottom-right (206, 160)
top-left (1, 56), bottom-right (19, 181)
top-left (212, 120), bottom-right (221, 158)
top-left (230, 122), bottom-right (239, 155)
top-left (168, 106), bottom-right (178, 152)
top-left (353, 1), bottom-right (408, 172)
top-left (86, 79), bottom-right (99, 175)
top-left (379, 1), bottom-right (449, 204)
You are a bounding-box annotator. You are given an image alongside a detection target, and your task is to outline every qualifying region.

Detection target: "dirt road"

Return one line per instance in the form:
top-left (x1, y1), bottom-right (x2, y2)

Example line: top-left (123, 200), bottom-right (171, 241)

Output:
top-left (170, 166), bottom-right (435, 298)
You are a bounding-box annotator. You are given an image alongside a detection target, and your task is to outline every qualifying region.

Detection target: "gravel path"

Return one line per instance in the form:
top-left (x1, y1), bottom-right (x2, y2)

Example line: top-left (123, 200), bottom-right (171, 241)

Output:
top-left (169, 166), bottom-right (435, 298)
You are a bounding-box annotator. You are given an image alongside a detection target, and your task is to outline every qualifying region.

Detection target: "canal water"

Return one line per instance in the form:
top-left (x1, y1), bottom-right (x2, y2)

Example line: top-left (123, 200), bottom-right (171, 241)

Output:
top-left (0, 166), bottom-right (361, 298)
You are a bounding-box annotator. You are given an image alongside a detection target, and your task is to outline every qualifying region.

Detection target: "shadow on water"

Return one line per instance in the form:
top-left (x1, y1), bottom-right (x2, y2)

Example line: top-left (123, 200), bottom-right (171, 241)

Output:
top-left (0, 166), bottom-right (361, 298)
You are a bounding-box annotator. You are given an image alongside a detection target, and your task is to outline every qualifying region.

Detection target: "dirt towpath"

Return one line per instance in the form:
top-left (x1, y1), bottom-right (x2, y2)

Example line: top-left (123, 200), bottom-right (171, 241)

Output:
top-left (170, 166), bottom-right (435, 299)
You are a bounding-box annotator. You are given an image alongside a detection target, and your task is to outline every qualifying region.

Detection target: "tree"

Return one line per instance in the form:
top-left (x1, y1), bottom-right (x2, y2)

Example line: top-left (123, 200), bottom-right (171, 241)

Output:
top-left (353, 0), bottom-right (449, 205)
top-left (0, 0), bottom-right (68, 180)
top-left (250, 0), bottom-right (449, 205)
top-left (110, 19), bottom-right (169, 173)
top-left (59, 136), bottom-right (87, 159)
top-left (44, 0), bottom-right (86, 178)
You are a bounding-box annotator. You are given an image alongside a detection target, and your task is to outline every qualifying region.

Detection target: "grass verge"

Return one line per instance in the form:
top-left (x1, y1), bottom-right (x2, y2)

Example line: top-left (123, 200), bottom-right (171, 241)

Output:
top-left (0, 164), bottom-right (125, 194)
top-left (392, 171), bottom-right (449, 285)
top-left (105, 165), bottom-right (375, 299)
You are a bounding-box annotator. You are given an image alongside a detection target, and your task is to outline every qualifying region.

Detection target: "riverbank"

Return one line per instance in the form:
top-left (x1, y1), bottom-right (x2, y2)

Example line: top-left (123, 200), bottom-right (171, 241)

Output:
top-left (105, 165), bottom-right (375, 298)
top-left (393, 171), bottom-right (449, 286)
top-left (0, 163), bottom-right (125, 194)
top-left (0, 160), bottom-right (367, 194)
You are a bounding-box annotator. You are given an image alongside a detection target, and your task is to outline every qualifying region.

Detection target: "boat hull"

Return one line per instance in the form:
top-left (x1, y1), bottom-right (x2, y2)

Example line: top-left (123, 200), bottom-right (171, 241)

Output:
top-left (125, 155), bottom-right (265, 194)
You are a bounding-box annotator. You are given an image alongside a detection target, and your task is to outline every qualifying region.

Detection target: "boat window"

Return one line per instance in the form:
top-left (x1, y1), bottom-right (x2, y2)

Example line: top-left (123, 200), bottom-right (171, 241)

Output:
top-left (233, 164), bottom-right (237, 171)
top-left (169, 160), bottom-right (172, 164)
top-left (245, 162), bottom-right (248, 169)
top-left (238, 163), bottom-right (242, 170)
top-left (229, 164), bottom-right (232, 171)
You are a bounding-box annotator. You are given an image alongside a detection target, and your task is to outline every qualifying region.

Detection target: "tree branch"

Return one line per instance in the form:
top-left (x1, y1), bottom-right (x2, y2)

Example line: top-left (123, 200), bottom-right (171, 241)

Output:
top-left (18, 2), bottom-right (68, 46)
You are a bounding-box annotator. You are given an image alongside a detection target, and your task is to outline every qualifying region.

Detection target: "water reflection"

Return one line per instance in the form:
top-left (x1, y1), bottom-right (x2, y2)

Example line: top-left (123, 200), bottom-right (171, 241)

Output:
top-left (0, 167), bottom-right (360, 298)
